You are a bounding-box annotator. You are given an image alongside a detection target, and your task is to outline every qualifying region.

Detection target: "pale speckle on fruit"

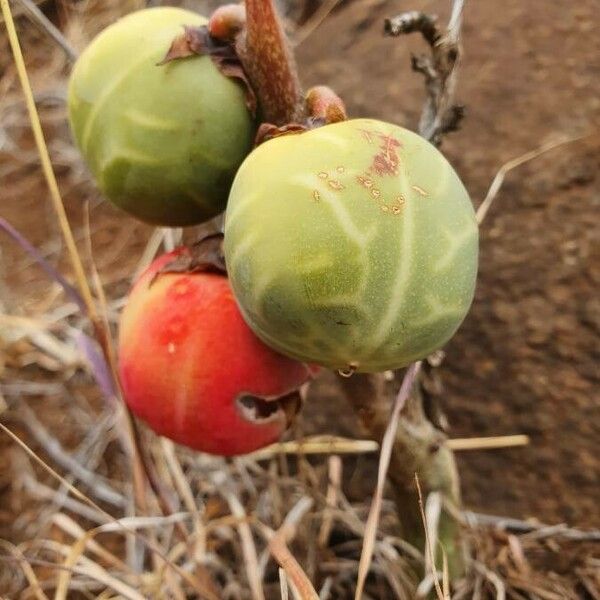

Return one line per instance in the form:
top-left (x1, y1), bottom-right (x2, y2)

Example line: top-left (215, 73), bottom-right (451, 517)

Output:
top-left (327, 179), bottom-right (345, 191)
top-left (412, 184), bottom-right (428, 197)
top-left (167, 342), bottom-right (176, 354)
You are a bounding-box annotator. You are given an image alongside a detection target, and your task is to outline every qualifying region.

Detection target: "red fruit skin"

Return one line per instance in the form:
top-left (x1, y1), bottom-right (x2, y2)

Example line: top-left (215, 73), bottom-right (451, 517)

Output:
top-left (118, 248), bottom-right (312, 456)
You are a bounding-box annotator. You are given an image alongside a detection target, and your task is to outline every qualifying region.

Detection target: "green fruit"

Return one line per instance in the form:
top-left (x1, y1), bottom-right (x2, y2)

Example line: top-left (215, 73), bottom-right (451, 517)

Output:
top-left (68, 7), bottom-right (255, 226)
top-left (224, 118), bottom-right (479, 373)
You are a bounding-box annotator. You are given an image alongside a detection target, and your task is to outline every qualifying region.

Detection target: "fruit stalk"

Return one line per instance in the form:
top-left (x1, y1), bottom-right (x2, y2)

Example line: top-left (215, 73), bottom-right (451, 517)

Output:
top-left (337, 371), bottom-right (465, 577)
top-left (241, 0), bottom-right (303, 124)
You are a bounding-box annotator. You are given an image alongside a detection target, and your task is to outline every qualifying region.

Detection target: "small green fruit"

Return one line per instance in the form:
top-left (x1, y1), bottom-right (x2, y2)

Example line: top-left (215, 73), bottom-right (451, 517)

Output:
top-left (68, 7), bottom-right (255, 226)
top-left (224, 118), bottom-right (478, 373)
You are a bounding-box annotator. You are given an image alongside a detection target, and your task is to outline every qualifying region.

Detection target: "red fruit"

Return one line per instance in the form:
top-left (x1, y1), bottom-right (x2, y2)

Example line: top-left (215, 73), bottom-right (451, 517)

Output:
top-left (118, 247), bottom-right (312, 456)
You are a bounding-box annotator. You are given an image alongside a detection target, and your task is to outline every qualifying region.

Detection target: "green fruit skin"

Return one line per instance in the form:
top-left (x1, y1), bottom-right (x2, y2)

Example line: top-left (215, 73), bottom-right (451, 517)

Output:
top-left (224, 119), bottom-right (479, 373)
top-left (68, 7), bottom-right (255, 226)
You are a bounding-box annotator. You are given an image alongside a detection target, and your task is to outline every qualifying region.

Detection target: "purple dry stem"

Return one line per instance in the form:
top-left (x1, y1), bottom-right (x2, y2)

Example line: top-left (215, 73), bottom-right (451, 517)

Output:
top-left (0, 216), bottom-right (86, 313)
top-left (0, 216), bottom-right (118, 405)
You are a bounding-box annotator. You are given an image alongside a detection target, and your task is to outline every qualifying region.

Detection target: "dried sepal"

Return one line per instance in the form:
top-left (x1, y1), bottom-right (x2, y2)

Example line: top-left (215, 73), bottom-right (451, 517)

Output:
top-left (151, 233), bottom-right (226, 285)
top-left (254, 122), bottom-right (308, 146)
top-left (159, 25), bottom-right (257, 115)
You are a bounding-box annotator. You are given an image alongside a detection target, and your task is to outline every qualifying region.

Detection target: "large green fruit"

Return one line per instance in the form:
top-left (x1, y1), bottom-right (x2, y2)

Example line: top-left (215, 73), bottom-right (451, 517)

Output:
top-left (68, 7), bottom-right (255, 226)
top-left (224, 119), bottom-right (479, 373)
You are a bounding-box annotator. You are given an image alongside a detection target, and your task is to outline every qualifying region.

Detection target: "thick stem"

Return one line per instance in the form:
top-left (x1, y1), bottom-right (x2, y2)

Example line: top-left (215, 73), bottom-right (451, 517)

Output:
top-left (240, 0), bottom-right (303, 124)
top-left (338, 372), bottom-right (465, 578)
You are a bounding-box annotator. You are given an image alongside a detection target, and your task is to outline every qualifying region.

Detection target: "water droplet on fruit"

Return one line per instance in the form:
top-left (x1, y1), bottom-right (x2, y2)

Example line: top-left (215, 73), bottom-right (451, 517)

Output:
top-left (338, 364), bottom-right (358, 378)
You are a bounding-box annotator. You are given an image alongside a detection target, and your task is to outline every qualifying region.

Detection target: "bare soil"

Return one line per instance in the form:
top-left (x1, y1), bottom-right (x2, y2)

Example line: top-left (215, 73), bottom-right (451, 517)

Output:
top-left (295, 0), bottom-right (600, 527)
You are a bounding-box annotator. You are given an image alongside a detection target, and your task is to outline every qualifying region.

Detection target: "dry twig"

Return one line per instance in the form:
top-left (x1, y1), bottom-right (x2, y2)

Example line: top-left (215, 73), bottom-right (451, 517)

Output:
top-left (385, 0), bottom-right (465, 144)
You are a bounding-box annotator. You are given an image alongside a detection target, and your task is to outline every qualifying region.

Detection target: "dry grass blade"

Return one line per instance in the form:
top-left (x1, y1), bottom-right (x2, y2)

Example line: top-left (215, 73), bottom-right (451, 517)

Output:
top-left (52, 513), bottom-right (130, 572)
top-left (161, 438), bottom-right (206, 560)
top-left (19, 403), bottom-right (125, 507)
top-left (354, 361), bottom-right (422, 600)
top-left (132, 228), bottom-right (165, 281)
top-left (54, 531), bottom-right (94, 600)
top-left (23, 473), bottom-right (107, 523)
top-left (224, 489), bottom-right (265, 600)
top-left (13, 0), bottom-right (77, 61)
top-left (2, 0), bottom-right (153, 556)
top-left (448, 435), bottom-right (529, 451)
top-left (476, 132), bottom-right (595, 224)
top-left (247, 436), bottom-right (378, 460)
top-left (82, 202), bottom-right (149, 514)
top-left (292, 0), bottom-right (342, 46)
top-left (463, 511), bottom-right (600, 541)
top-left (0, 540), bottom-right (49, 600)
top-left (248, 434), bottom-right (529, 460)
top-left (415, 476), bottom-right (445, 600)
top-left (424, 492), bottom-right (442, 577)
top-left (441, 551), bottom-right (450, 599)
top-left (415, 473), bottom-right (450, 600)
top-left (473, 561), bottom-right (506, 600)
top-left (258, 497), bottom-right (317, 600)
top-left (0, 423), bottom-right (220, 600)
top-left (0, 422), bottom-right (111, 519)
top-left (318, 455), bottom-right (342, 547)
top-left (269, 535), bottom-right (318, 600)
top-left (279, 567), bottom-right (290, 600)
top-left (46, 542), bottom-right (145, 600)
top-left (0, 0), bottom-right (96, 317)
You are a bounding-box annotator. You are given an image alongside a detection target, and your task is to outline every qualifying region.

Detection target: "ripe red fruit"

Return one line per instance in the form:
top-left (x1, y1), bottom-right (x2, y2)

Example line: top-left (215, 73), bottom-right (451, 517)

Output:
top-left (118, 248), bottom-right (312, 456)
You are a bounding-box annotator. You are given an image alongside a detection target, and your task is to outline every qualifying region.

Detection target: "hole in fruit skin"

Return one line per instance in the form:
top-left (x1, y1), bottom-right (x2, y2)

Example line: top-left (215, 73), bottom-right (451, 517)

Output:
top-left (236, 391), bottom-right (301, 427)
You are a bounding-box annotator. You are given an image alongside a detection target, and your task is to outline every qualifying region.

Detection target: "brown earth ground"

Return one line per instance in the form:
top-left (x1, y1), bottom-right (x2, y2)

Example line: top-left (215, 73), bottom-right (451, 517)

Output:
top-left (296, 0), bottom-right (600, 527)
top-left (0, 0), bottom-right (598, 584)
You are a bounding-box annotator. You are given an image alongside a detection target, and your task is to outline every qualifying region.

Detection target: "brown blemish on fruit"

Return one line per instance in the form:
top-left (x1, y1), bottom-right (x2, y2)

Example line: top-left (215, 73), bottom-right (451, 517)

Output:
top-left (336, 166), bottom-right (345, 173)
top-left (412, 184), bottom-right (428, 196)
top-left (318, 171), bottom-right (328, 179)
top-left (371, 132), bottom-right (402, 177)
top-left (312, 190), bottom-right (321, 202)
